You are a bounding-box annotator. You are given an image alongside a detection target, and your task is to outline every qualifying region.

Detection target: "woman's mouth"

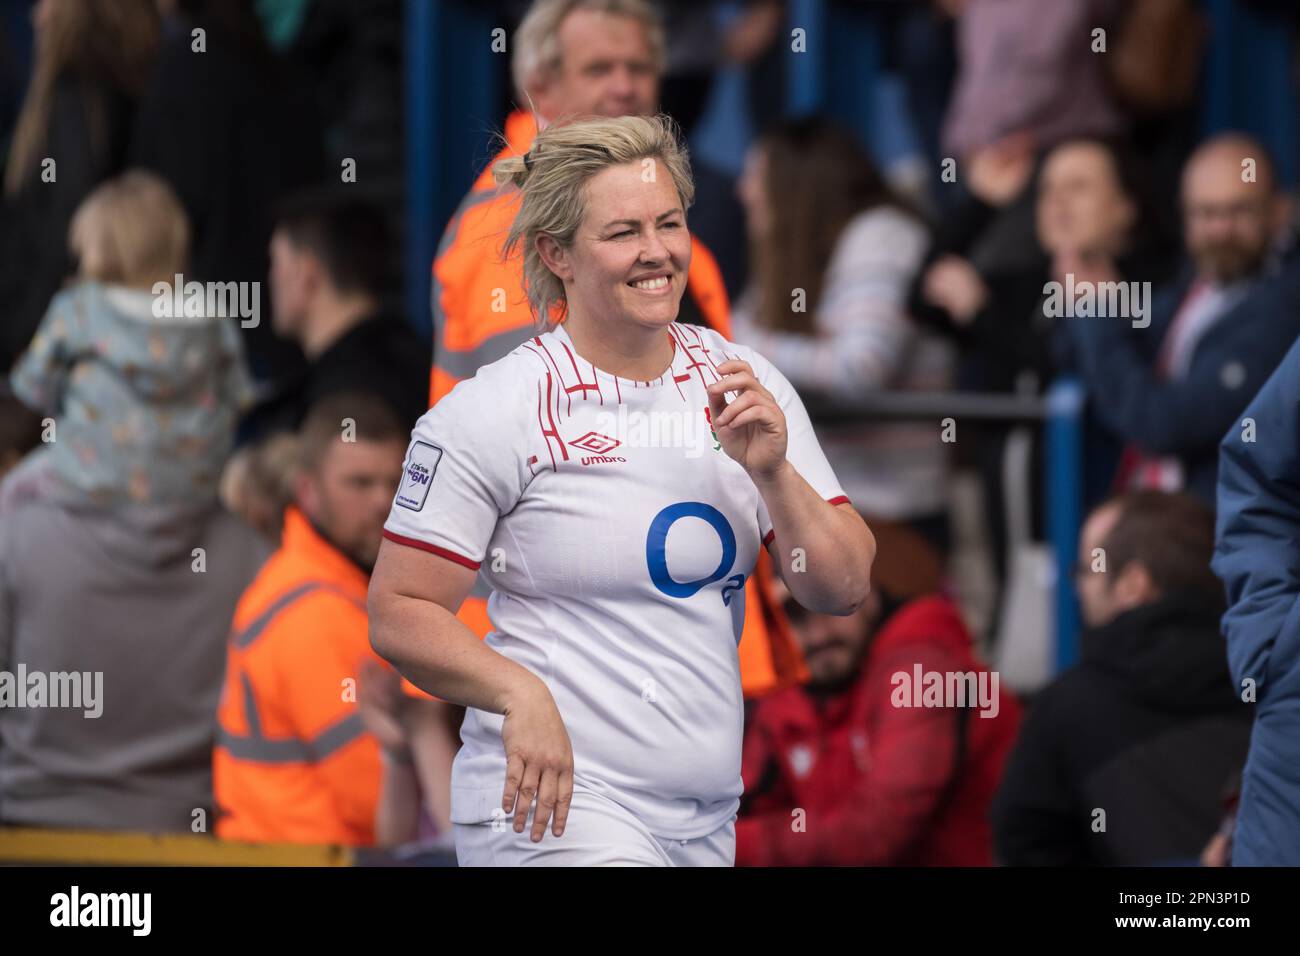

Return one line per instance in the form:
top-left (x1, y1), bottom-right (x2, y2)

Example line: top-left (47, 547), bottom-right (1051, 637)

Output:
top-left (628, 274), bottom-right (673, 295)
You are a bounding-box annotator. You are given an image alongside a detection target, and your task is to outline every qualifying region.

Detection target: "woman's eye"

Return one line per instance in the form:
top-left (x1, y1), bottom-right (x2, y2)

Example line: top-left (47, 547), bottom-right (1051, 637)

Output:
top-left (611, 230), bottom-right (634, 239)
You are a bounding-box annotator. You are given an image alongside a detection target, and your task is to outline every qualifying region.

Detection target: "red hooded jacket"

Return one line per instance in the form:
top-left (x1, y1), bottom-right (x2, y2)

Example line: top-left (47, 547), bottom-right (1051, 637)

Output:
top-left (736, 596), bottom-right (1022, 866)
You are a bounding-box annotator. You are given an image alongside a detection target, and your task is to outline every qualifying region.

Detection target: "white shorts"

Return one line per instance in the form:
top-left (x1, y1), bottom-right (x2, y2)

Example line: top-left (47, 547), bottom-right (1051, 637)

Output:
top-left (454, 785), bottom-right (736, 867)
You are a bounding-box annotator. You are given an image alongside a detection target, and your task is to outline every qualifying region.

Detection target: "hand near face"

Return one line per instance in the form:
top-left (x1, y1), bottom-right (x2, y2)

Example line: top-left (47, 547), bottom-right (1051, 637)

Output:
top-left (922, 255), bottom-right (989, 326)
top-left (706, 359), bottom-right (788, 480)
top-left (967, 132), bottom-right (1037, 207)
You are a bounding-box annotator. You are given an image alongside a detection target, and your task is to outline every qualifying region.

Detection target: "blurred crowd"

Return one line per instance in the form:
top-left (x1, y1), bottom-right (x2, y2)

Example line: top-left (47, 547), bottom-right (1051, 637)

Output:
top-left (1, 0), bottom-right (1298, 866)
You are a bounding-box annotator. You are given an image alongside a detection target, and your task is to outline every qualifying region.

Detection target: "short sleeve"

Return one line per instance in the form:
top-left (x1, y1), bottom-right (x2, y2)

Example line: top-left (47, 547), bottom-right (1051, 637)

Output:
top-left (744, 348), bottom-right (849, 545)
top-left (382, 370), bottom-right (526, 570)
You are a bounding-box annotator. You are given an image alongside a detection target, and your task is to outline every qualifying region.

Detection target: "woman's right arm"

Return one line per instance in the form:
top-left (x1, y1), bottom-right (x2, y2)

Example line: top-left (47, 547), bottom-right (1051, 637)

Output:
top-left (367, 539), bottom-right (574, 842)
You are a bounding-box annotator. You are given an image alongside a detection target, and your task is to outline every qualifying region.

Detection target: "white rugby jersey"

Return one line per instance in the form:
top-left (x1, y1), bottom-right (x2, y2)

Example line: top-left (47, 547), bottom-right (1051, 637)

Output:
top-left (383, 321), bottom-right (847, 839)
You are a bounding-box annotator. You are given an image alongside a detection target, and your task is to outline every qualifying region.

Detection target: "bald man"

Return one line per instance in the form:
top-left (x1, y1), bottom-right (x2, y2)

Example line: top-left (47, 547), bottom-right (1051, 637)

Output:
top-left (1182, 135), bottom-right (1293, 284)
top-left (1060, 133), bottom-right (1300, 504)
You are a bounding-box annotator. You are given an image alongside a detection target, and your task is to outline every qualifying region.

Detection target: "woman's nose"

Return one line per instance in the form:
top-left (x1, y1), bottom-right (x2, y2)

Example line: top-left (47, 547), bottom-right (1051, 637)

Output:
top-left (640, 230), bottom-right (670, 263)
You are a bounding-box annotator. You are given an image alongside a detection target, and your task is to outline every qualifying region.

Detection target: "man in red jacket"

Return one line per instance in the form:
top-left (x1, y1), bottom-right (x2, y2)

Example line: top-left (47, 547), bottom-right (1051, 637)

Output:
top-left (736, 557), bottom-right (1022, 866)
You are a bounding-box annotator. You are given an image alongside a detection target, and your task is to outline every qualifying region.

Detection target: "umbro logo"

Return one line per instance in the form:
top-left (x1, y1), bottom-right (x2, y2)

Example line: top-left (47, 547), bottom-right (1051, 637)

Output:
top-left (569, 431), bottom-right (621, 454)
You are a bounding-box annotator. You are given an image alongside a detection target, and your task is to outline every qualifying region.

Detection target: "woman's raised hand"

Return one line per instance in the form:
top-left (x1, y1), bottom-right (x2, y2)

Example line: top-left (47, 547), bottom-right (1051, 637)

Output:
top-left (706, 359), bottom-right (789, 480)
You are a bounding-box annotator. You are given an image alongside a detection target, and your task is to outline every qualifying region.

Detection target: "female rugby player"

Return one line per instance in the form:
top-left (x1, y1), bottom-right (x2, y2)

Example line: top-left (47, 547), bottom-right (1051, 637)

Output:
top-left (369, 114), bottom-right (875, 866)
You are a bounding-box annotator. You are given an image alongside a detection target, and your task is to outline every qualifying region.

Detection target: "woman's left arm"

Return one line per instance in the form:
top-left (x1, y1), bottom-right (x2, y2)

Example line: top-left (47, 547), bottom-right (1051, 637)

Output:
top-left (754, 465), bottom-right (874, 615)
top-left (707, 358), bottom-right (874, 616)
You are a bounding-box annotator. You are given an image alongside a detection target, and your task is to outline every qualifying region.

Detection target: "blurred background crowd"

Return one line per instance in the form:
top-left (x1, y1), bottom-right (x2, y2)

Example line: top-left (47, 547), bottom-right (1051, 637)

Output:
top-left (1, 0), bottom-right (1299, 866)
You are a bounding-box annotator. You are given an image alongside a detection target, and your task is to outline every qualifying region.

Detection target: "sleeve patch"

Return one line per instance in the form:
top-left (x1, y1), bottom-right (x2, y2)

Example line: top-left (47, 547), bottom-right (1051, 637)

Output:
top-left (394, 441), bottom-right (443, 511)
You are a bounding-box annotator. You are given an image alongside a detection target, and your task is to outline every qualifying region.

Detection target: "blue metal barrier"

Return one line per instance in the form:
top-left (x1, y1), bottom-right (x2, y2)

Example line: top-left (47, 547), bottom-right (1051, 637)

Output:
top-left (403, 0), bottom-right (503, 343)
top-left (1046, 379), bottom-right (1085, 671)
top-left (785, 0), bottom-right (826, 115)
top-left (404, 0), bottom-right (439, 343)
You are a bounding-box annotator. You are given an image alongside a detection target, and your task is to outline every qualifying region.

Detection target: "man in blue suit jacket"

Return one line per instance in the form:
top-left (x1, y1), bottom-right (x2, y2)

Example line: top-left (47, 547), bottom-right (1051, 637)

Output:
top-left (1063, 134), bottom-right (1300, 505)
top-left (1214, 334), bottom-right (1300, 865)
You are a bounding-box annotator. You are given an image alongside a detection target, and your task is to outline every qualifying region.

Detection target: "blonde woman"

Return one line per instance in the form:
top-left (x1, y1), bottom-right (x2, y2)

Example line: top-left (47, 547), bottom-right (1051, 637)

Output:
top-left (370, 115), bottom-right (874, 866)
top-left (6, 171), bottom-right (251, 510)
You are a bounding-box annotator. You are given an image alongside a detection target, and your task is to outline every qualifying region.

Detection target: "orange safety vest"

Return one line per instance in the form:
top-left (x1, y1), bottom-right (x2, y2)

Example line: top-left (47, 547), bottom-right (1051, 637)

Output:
top-left (214, 507), bottom-right (382, 845)
top-left (429, 111), bottom-right (807, 699)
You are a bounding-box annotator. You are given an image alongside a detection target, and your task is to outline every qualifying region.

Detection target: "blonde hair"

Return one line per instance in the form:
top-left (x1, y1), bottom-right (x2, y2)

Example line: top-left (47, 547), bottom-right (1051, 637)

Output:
top-left (493, 114), bottom-right (694, 326)
top-left (69, 170), bottom-right (190, 289)
top-left (512, 0), bottom-right (665, 104)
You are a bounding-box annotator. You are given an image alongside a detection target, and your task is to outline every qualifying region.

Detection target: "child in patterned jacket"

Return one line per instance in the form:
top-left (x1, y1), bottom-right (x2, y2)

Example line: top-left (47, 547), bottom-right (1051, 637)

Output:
top-left (5, 171), bottom-right (252, 510)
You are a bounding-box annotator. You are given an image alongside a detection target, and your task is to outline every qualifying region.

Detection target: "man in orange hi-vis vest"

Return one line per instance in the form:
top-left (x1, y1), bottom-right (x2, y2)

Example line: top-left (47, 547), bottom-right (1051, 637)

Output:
top-left (215, 394), bottom-right (410, 845)
top-left (429, 0), bottom-right (807, 698)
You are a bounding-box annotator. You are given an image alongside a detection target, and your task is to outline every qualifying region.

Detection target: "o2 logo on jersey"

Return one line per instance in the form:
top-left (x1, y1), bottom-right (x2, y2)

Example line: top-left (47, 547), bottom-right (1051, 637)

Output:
top-left (645, 501), bottom-right (747, 643)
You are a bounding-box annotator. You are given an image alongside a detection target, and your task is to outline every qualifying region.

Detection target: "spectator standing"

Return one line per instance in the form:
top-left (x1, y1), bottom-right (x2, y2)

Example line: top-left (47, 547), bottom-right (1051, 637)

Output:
top-left (941, 0), bottom-right (1122, 162)
top-left (921, 138), bottom-right (1176, 592)
top-left (0, 0), bottom-right (160, 371)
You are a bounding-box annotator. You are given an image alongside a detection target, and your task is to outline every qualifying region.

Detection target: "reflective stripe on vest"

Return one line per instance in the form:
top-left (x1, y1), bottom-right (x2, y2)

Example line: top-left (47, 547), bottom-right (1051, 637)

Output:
top-left (221, 582), bottom-right (368, 764)
top-left (434, 323), bottom-right (539, 382)
top-left (233, 582), bottom-right (319, 649)
top-left (430, 185), bottom-right (511, 357)
top-left (216, 712), bottom-right (367, 765)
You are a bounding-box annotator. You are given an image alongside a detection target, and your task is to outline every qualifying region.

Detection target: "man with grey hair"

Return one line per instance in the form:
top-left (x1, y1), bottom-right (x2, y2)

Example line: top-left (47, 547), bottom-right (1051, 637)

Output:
top-left (426, 1), bottom-right (812, 703)
top-left (510, 0), bottom-right (663, 124)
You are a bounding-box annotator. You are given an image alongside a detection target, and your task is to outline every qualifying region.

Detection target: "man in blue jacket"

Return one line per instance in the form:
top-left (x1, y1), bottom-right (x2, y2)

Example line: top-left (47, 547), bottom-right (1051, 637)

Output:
top-left (1214, 335), bottom-right (1300, 865)
top-left (1063, 134), bottom-right (1300, 505)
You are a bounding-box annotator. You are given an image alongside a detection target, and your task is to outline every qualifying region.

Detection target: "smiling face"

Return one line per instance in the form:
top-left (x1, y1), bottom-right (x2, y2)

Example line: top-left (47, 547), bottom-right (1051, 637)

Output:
top-left (539, 159), bottom-right (691, 334)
